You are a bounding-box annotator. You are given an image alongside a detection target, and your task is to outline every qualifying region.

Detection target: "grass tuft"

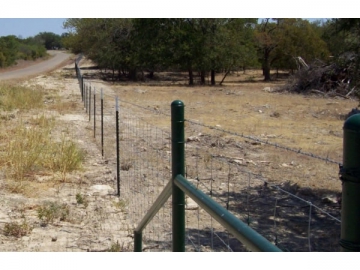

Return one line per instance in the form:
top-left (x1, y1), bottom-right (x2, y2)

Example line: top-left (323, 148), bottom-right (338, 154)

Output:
top-left (3, 220), bottom-right (32, 238)
top-left (2, 120), bottom-right (84, 182)
top-left (37, 201), bottom-right (70, 225)
top-left (0, 83), bottom-right (44, 111)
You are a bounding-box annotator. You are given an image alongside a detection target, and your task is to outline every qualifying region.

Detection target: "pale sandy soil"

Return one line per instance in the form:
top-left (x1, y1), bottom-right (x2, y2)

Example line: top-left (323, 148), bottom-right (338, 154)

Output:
top-left (0, 58), bottom-right (134, 252)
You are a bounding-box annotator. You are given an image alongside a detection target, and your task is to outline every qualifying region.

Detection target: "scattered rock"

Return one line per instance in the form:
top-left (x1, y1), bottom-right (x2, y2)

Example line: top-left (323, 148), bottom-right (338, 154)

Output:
top-left (89, 185), bottom-right (115, 196)
top-left (233, 159), bottom-right (245, 165)
top-left (281, 162), bottom-right (295, 167)
top-left (322, 195), bottom-right (338, 204)
top-left (247, 160), bottom-right (257, 166)
top-left (263, 87), bottom-right (272, 92)
top-left (185, 198), bottom-right (199, 210)
top-left (187, 136), bottom-right (200, 142)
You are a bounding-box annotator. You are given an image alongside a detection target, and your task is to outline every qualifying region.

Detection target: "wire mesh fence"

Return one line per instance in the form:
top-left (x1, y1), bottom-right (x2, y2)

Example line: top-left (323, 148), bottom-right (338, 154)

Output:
top-left (183, 119), bottom-right (341, 252)
top-left (75, 61), bottom-right (342, 252)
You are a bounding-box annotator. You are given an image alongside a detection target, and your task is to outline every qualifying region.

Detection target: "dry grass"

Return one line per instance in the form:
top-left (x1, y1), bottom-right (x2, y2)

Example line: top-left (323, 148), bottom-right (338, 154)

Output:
top-left (0, 83), bottom-right (85, 195)
top-left (109, 70), bottom-right (357, 192)
top-left (0, 83), bottom-right (44, 111)
top-left (2, 220), bottom-right (32, 238)
top-left (113, 70), bottom-right (352, 158)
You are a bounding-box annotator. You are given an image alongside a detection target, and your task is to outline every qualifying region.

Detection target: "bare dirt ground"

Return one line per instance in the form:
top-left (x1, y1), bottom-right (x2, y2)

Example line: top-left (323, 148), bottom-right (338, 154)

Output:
top-left (0, 58), bottom-right (133, 251)
top-left (0, 56), bottom-right (356, 252)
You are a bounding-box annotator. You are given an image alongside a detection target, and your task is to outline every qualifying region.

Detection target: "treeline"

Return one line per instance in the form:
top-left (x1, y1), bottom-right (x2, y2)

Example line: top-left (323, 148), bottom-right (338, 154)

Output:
top-left (0, 32), bottom-right (65, 68)
top-left (63, 18), bottom-right (360, 85)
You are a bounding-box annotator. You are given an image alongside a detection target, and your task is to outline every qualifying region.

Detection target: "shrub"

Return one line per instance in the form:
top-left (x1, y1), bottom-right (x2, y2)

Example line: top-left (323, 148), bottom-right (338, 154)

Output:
top-left (37, 201), bottom-right (70, 225)
top-left (3, 220), bottom-right (32, 238)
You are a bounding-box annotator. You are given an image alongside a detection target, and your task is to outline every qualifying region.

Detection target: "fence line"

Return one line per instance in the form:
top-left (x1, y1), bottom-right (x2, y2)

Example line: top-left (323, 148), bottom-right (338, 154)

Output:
top-left (108, 94), bottom-right (341, 166)
top-left (75, 60), bottom-right (343, 251)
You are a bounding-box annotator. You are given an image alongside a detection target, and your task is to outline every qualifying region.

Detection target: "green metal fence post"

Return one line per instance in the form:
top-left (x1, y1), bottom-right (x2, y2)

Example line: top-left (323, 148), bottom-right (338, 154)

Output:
top-left (134, 231), bottom-right (142, 252)
top-left (171, 100), bottom-right (185, 252)
top-left (340, 114), bottom-right (360, 252)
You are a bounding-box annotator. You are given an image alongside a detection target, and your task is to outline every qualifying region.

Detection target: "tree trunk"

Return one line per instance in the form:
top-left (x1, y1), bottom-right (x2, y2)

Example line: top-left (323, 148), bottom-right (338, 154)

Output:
top-left (211, 70), bottom-right (215, 85)
top-left (219, 70), bottom-right (230, 85)
top-left (148, 71), bottom-right (154, 79)
top-left (188, 68), bottom-right (194, 85)
top-left (263, 50), bottom-right (271, 81)
top-left (263, 67), bottom-right (271, 81)
top-left (200, 71), bottom-right (206, 85)
top-left (129, 69), bottom-right (137, 81)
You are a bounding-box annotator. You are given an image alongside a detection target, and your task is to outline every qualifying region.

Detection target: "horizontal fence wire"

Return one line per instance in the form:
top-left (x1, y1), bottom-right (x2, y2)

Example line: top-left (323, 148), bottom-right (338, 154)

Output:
top-left (184, 119), bottom-right (342, 252)
top-left (75, 62), bottom-right (342, 252)
top-left (185, 119), bottom-right (342, 166)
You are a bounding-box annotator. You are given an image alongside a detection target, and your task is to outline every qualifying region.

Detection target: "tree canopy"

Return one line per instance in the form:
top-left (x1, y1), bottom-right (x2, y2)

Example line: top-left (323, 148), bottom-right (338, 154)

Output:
top-left (0, 31), bottom-right (65, 68)
top-left (0, 35), bottom-right (47, 67)
top-left (62, 18), bottom-right (357, 86)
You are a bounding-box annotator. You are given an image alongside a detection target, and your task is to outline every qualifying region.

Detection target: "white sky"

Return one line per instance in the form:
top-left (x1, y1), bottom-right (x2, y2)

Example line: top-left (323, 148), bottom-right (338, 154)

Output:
top-left (0, 1), bottom-right (355, 18)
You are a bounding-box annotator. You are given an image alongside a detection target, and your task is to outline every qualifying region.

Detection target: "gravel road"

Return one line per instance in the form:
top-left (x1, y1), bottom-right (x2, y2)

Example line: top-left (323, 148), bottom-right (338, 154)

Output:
top-left (0, 50), bottom-right (71, 81)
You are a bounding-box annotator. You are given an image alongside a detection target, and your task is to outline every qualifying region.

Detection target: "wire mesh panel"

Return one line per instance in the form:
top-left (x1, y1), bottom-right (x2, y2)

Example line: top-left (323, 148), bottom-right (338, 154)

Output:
top-left (118, 101), bottom-right (173, 251)
top-left (74, 63), bottom-right (341, 252)
top-left (184, 119), bottom-right (341, 252)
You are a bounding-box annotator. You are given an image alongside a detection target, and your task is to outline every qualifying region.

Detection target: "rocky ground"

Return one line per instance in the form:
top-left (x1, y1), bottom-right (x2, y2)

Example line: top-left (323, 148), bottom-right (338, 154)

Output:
top-left (0, 59), bottom-right (134, 252)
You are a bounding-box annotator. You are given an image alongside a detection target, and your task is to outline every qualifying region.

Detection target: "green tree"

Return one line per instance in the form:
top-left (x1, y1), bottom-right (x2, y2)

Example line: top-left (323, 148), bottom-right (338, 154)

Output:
top-left (255, 18), bottom-right (329, 81)
top-left (34, 32), bottom-right (62, 50)
top-left (63, 18), bottom-right (136, 80)
top-left (0, 35), bottom-right (19, 67)
top-left (323, 19), bottom-right (360, 96)
top-left (63, 18), bottom-right (260, 85)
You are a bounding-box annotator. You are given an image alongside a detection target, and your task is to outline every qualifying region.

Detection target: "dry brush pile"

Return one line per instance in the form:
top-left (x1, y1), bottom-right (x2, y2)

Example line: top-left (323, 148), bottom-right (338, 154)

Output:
top-left (281, 55), bottom-right (360, 103)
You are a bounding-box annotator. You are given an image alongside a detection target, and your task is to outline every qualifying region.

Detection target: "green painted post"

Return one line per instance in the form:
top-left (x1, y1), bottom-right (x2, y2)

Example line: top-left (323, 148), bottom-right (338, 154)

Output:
top-left (171, 100), bottom-right (185, 252)
top-left (340, 114), bottom-right (360, 252)
top-left (134, 231), bottom-right (142, 252)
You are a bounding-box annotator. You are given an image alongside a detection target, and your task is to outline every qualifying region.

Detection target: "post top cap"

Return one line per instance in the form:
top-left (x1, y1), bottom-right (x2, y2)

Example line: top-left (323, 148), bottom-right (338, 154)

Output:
top-left (344, 114), bottom-right (360, 132)
top-left (171, 100), bottom-right (184, 107)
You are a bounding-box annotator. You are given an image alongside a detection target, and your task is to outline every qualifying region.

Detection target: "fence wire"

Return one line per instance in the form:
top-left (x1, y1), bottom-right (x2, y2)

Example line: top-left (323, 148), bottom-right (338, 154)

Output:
top-left (75, 63), bottom-right (342, 252)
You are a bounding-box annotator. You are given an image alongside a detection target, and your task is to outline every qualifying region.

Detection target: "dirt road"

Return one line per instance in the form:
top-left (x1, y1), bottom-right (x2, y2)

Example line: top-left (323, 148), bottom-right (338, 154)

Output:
top-left (0, 50), bottom-right (71, 81)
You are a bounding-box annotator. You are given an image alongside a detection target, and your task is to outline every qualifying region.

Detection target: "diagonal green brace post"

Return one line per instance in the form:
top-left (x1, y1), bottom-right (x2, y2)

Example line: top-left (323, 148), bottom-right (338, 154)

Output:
top-left (340, 114), bottom-right (360, 251)
top-left (171, 100), bottom-right (185, 252)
